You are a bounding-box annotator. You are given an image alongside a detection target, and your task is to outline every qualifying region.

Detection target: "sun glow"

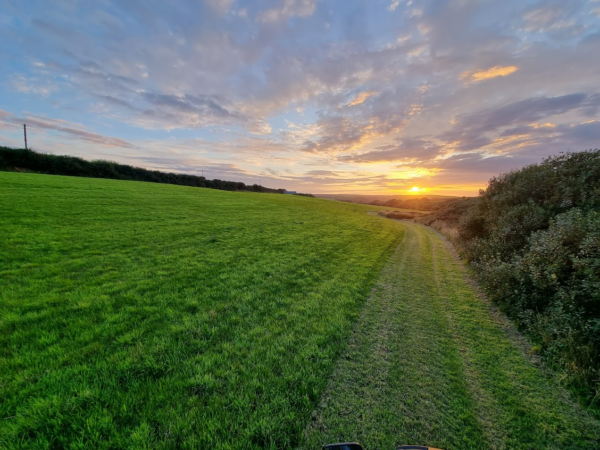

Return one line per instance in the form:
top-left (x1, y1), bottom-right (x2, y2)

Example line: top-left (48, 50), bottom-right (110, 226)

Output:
top-left (409, 186), bottom-right (424, 193)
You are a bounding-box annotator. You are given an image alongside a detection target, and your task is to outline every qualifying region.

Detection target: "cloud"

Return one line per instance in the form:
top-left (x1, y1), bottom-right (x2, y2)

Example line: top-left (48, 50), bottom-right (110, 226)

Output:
top-left (388, 1), bottom-right (401, 12)
top-left (303, 169), bottom-right (340, 177)
top-left (522, 7), bottom-right (562, 32)
top-left (11, 75), bottom-right (57, 96)
top-left (339, 138), bottom-right (442, 163)
top-left (0, 110), bottom-right (138, 149)
top-left (299, 110), bottom-right (407, 155)
top-left (287, 170), bottom-right (389, 188)
top-left (439, 93), bottom-right (597, 152)
top-left (205, 0), bottom-right (235, 14)
top-left (137, 92), bottom-right (241, 129)
top-left (433, 153), bottom-right (533, 174)
top-left (462, 65), bottom-right (519, 82)
top-left (465, 94), bottom-right (589, 132)
top-left (347, 91), bottom-right (378, 106)
top-left (257, 0), bottom-right (319, 23)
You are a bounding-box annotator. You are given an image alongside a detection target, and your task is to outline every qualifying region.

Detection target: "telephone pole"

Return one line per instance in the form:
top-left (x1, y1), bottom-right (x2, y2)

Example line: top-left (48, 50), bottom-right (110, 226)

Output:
top-left (23, 124), bottom-right (28, 150)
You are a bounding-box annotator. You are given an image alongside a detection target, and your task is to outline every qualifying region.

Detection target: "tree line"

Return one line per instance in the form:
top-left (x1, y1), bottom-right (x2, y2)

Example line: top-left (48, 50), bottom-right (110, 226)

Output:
top-left (0, 147), bottom-right (286, 194)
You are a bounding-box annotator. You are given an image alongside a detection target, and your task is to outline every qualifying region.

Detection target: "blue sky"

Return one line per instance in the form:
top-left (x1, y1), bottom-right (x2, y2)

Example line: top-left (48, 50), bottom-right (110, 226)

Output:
top-left (1, 0), bottom-right (599, 194)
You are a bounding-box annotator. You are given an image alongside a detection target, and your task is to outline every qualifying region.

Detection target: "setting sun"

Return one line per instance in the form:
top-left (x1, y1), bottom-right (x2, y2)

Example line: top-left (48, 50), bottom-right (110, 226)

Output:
top-left (410, 186), bottom-right (423, 192)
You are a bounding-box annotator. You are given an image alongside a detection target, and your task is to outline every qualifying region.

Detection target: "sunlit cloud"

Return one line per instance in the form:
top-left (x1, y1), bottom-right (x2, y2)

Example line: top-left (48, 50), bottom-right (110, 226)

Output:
top-left (530, 122), bottom-right (556, 129)
top-left (389, 167), bottom-right (437, 180)
top-left (347, 91), bottom-right (378, 106)
top-left (461, 65), bottom-right (519, 83)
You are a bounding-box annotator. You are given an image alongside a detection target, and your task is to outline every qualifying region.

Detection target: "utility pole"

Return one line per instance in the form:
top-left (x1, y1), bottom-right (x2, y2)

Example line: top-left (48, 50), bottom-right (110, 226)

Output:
top-left (23, 124), bottom-right (28, 150)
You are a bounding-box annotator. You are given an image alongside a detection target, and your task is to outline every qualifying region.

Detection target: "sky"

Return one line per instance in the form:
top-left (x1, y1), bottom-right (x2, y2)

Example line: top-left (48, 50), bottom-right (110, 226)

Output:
top-left (1, 0), bottom-right (599, 195)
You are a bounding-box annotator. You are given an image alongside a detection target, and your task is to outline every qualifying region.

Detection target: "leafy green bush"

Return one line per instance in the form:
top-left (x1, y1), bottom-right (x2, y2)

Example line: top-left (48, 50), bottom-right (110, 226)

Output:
top-left (456, 150), bottom-right (600, 402)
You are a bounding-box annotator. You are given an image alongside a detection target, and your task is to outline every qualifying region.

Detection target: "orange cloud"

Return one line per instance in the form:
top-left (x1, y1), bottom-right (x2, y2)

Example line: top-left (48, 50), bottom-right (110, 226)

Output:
top-left (462, 65), bottom-right (519, 82)
top-left (531, 122), bottom-right (556, 128)
top-left (388, 167), bottom-right (438, 180)
top-left (348, 91), bottom-right (378, 106)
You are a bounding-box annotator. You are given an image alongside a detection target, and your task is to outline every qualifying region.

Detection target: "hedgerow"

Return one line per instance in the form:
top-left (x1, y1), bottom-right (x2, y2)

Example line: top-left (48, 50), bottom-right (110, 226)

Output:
top-left (456, 150), bottom-right (600, 403)
top-left (0, 147), bottom-right (284, 194)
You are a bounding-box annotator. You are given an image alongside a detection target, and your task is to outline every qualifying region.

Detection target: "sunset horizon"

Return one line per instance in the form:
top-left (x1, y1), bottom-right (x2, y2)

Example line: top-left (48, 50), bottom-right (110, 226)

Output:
top-left (1, 0), bottom-right (599, 195)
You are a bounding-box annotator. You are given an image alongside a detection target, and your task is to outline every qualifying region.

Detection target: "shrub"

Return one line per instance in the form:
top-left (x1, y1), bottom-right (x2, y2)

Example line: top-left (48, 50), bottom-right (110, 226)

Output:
top-left (518, 210), bottom-right (598, 386)
top-left (378, 210), bottom-right (423, 220)
top-left (454, 150), bottom-right (600, 403)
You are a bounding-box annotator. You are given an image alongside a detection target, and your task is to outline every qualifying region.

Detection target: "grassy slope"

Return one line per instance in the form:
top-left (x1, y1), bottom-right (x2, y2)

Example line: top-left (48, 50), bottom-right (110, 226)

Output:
top-left (0, 172), bottom-right (403, 449)
top-left (301, 222), bottom-right (600, 450)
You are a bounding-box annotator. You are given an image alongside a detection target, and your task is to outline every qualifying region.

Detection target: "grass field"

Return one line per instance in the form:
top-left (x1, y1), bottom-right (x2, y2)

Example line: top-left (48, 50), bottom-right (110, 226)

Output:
top-left (0, 173), bottom-right (403, 449)
top-left (2, 172), bottom-right (599, 449)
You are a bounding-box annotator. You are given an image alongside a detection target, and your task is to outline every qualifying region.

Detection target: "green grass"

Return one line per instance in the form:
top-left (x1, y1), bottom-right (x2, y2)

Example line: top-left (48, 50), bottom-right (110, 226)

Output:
top-left (3, 173), bottom-right (598, 449)
top-left (301, 223), bottom-right (600, 449)
top-left (0, 172), bottom-right (403, 449)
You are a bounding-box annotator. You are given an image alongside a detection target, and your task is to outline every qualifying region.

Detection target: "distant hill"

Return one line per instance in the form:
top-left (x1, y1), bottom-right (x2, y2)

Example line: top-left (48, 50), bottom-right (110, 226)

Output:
top-left (315, 193), bottom-right (459, 202)
top-left (315, 193), bottom-right (466, 211)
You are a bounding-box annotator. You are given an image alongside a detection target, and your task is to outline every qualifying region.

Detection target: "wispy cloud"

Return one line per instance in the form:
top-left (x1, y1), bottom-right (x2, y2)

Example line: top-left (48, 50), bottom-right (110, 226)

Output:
top-left (0, 110), bottom-right (138, 149)
top-left (11, 75), bottom-right (58, 96)
top-left (257, 0), bottom-right (319, 23)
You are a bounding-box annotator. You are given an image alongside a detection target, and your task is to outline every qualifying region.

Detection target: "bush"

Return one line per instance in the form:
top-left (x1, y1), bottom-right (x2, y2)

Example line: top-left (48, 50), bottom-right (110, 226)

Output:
top-left (454, 150), bottom-right (600, 402)
top-left (378, 210), bottom-right (424, 220)
top-left (507, 210), bottom-right (598, 388)
top-left (380, 196), bottom-right (459, 211)
top-left (415, 197), bottom-right (478, 239)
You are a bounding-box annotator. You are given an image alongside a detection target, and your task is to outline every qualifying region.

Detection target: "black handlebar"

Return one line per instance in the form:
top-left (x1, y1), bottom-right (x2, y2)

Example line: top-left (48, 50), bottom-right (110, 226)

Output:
top-left (323, 444), bottom-right (436, 450)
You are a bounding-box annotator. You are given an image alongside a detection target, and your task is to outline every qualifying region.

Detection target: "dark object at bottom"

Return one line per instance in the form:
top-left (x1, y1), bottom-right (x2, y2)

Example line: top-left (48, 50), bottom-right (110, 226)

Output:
top-left (323, 444), bottom-right (363, 450)
top-left (323, 444), bottom-right (441, 450)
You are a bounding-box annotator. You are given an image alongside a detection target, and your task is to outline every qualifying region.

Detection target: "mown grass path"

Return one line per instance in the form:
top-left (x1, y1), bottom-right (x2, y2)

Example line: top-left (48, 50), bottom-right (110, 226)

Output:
top-left (301, 222), bottom-right (600, 450)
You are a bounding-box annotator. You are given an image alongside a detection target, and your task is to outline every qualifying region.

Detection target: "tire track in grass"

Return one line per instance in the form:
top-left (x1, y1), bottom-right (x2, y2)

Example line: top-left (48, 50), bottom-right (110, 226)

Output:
top-left (424, 225), bottom-right (600, 449)
top-left (301, 223), bottom-right (486, 449)
top-left (429, 230), bottom-right (508, 449)
top-left (300, 222), bottom-right (600, 450)
top-left (301, 226), bottom-right (410, 445)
